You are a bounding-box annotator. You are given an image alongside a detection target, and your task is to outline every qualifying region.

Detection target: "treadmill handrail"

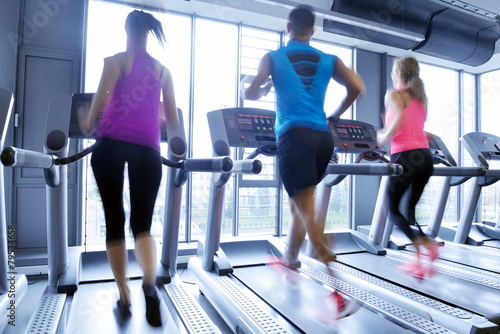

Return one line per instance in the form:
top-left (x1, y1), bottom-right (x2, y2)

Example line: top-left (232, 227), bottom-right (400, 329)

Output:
top-left (484, 169), bottom-right (500, 178)
top-left (432, 166), bottom-right (486, 177)
top-left (325, 163), bottom-right (401, 176)
top-left (177, 156), bottom-right (233, 173)
top-left (1, 147), bottom-right (55, 169)
top-left (2, 146), bottom-right (233, 173)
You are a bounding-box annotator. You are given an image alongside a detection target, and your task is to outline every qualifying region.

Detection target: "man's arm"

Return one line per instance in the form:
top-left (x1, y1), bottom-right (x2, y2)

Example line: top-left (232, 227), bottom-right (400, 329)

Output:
top-left (328, 58), bottom-right (365, 122)
top-left (241, 53), bottom-right (273, 100)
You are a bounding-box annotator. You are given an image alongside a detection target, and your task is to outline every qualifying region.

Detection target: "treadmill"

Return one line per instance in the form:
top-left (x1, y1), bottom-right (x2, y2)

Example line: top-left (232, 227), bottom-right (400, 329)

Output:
top-left (0, 87), bottom-right (27, 333)
top-left (1, 93), bottom-right (226, 333)
top-left (188, 108), bottom-right (461, 334)
top-left (438, 131), bottom-right (500, 249)
top-left (315, 122), bottom-right (499, 331)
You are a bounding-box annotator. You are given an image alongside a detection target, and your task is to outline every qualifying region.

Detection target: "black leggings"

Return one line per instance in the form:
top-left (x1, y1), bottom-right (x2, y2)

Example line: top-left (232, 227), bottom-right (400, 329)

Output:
top-left (387, 148), bottom-right (434, 242)
top-left (91, 138), bottom-right (162, 242)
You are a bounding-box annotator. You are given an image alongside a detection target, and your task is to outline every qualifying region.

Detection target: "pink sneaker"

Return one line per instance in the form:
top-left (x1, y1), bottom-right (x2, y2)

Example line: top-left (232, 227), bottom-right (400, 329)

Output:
top-left (425, 264), bottom-right (436, 277)
top-left (331, 290), bottom-right (362, 320)
top-left (426, 244), bottom-right (440, 262)
top-left (398, 261), bottom-right (426, 279)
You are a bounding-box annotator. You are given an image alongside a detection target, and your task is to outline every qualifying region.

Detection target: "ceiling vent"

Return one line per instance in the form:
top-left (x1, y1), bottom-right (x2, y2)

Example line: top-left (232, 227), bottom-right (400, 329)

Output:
top-left (324, 0), bottom-right (500, 66)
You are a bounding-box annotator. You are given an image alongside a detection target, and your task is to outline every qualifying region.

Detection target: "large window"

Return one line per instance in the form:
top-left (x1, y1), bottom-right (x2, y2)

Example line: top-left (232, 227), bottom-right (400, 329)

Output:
top-left (309, 40), bottom-right (353, 232)
top-left (83, 1), bottom-right (359, 248)
top-left (237, 27), bottom-right (281, 237)
top-left (479, 70), bottom-right (500, 222)
top-left (191, 18), bottom-right (239, 240)
top-left (418, 64), bottom-right (459, 224)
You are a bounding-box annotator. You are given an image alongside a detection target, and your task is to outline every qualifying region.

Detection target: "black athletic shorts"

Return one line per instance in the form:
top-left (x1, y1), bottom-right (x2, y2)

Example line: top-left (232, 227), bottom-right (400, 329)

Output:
top-left (277, 127), bottom-right (334, 198)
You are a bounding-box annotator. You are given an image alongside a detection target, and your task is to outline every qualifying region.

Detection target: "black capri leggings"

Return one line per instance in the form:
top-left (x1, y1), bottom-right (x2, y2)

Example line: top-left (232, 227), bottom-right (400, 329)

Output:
top-left (387, 148), bottom-right (434, 242)
top-left (91, 138), bottom-right (162, 242)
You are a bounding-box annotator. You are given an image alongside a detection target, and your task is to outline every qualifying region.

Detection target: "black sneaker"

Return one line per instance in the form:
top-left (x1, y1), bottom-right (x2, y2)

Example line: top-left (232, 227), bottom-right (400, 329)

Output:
top-left (142, 284), bottom-right (162, 327)
top-left (113, 300), bottom-right (131, 325)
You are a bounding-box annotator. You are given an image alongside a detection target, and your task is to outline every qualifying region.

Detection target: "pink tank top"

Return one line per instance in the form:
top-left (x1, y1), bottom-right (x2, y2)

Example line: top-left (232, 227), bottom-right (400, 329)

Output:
top-left (97, 51), bottom-right (162, 151)
top-left (386, 96), bottom-right (429, 154)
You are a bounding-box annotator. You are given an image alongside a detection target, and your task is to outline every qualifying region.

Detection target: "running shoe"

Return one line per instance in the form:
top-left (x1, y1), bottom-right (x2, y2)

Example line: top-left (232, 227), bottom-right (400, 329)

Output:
top-left (331, 290), bottom-right (362, 320)
top-left (426, 244), bottom-right (441, 262)
top-left (398, 261), bottom-right (426, 279)
top-left (113, 300), bottom-right (131, 325)
top-left (143, 284), bottom-right (162, 327)
top-left (280, 252), bottom-right (301, 269)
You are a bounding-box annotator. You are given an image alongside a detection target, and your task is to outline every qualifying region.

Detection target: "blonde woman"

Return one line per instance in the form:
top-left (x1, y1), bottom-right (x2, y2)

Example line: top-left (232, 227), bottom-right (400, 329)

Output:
top-left (377, 57), bottom-right (439, 279)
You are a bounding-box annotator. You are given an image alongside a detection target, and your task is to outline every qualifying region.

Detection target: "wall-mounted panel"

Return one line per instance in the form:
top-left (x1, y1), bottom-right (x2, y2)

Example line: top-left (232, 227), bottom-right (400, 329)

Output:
top-left (15, 48), bottom-right (79, 181)
top-left (16, 187), bottom-right (47, 248)
top-left (14, 47), bottom-right (79, 251)
top-left (20, 0), bottom-right (85, 52)
top-left (0, 1), bottom-right (20, 91)
top-left (352, 50), bottom-right (386, 229)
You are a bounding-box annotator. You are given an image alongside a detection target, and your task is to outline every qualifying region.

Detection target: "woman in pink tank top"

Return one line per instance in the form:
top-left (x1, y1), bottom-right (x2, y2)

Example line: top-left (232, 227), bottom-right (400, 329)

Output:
top-left (79, 10), bottom-right (180, 327)
top-left (377, 57), bottom-right (440, 279)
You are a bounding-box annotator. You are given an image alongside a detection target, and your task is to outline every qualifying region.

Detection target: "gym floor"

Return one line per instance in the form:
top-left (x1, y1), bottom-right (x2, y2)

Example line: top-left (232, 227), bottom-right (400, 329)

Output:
top-left (3, 270), bottom-right (232, 334)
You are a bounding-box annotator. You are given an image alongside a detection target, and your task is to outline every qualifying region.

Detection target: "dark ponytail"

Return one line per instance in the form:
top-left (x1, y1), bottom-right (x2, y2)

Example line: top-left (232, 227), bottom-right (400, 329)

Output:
top-left (125, 10), bottom-right (166, 46)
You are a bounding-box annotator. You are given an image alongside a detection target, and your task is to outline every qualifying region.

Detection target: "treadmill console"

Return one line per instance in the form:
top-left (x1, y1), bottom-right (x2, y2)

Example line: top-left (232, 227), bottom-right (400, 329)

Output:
top-left (207, 110), bottom-right (393, 158)
top-left (426, 132), bottom-right (457, 166)
top-left (207, 108), bottom-right (276, 154)
top-left (69, 93), bottom-right (94, 139)
top-left (461, 132), bottom-right (500, 167)
top-left (330, 119), bottom-right (386, 155)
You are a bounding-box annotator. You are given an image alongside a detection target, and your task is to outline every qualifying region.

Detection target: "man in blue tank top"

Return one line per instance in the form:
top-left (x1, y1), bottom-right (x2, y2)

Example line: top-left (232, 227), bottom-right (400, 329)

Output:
top-left (241, 5), bottom-right (364, 313)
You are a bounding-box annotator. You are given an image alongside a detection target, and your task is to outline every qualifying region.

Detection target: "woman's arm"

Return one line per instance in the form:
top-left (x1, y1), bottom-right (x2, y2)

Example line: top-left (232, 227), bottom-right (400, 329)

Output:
top-left (160, 66), bottom-right (180, 131)
top-left (79, 56), bottom-right (121, 136)
top-left (377, 90), bottom-right (407, 145)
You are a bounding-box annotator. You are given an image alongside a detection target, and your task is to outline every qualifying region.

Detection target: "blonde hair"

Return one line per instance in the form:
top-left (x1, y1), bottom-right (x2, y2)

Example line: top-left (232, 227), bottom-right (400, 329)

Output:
top-left (393, 57), bottom-right (427, 106)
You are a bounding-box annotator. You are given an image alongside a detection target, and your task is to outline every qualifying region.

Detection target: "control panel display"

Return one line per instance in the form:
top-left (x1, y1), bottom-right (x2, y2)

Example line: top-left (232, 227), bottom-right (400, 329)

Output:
top-left (462, 132), bottom-right (500, 163)
top-left (229, 113), bottom-right (275, 134)
top-left (207, 108), bottom-right (276, 149)
top-left (477, 136), bottom-right (500, 151)
top-left (333, 123), bottom-right (372, 142)
top-left (328, 119), bottom-right (385, 155)
top-left (69, 93), bottom-right (94, 139)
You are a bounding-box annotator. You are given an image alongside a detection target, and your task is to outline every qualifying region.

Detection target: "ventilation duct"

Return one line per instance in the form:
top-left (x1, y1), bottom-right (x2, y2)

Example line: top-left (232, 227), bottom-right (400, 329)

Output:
top-left (324, 0), bottom-right (500, 66)
top-left (412, 9), bottom-right (500, 66)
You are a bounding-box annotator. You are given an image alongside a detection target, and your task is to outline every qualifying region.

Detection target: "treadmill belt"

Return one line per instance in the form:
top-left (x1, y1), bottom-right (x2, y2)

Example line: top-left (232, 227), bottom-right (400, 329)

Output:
top-left (234, 265), bottom-right (413, 334)
top-left (80, 250), bottom-right (143, 282)
top-left (337, 252), bottom-right (499, 319)
top-left (65, 280), bottom-right (180, 333)
top-left (429, 244), bottom-right (500, 274)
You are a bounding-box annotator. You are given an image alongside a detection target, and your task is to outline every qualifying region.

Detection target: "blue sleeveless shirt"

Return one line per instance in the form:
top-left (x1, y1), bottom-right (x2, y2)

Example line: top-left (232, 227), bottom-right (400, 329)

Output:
top-left (269, 39), bottom-right (336, 139)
